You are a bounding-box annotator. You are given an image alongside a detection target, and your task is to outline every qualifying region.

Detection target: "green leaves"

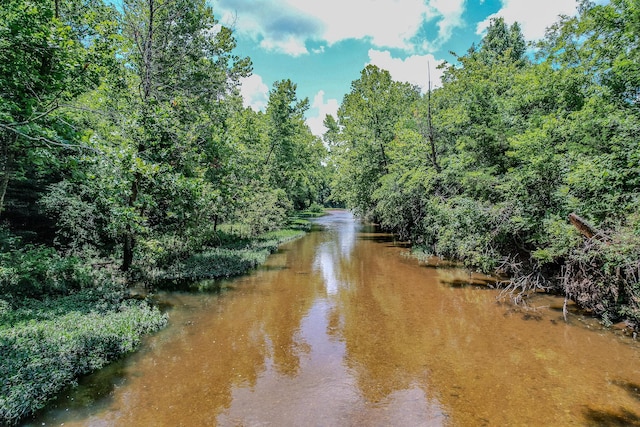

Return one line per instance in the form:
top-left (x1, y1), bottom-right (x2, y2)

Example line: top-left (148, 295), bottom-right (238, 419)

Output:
top-left (262, 79), bottom-right (325, 211)
top-left (327, 0), bottom-right (640, 326)
top-left (331, 65), bottom-right (419, 216)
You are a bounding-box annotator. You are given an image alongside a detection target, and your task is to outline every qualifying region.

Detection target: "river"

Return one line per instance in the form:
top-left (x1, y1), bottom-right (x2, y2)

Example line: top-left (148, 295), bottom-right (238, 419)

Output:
top-left (27, 210), bottom-right (640, 426)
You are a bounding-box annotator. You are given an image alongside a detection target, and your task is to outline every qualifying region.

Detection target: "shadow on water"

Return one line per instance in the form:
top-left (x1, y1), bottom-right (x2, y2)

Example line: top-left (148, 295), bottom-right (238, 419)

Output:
top-left (520, 312), bottom-right (544, 321)
top-left (613, 380), bottom-right (640, 402)
top-left (309, 223), bottom-right (326, 232)
top-left (439, 279), bottom-right (497, 289)
top-left (24, 360), bottom-right (128, 426)
top-left (357, 234), bottom-right (410, 248)
top-left (583, 407), bottom-right (640, 426)
top-left (154, 277), bottom-right (226, 292)
top-left (257, 264), bottom-right (289, 272)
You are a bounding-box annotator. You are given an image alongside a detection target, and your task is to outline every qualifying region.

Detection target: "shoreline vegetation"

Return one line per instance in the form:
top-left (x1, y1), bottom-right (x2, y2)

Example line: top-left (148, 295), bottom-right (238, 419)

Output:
top-left (0, 209), bottom-right (323, 426)
top-left (3, 0), bottom-right (640, 424)
top-left (326, 2), bottom-right (640, 334)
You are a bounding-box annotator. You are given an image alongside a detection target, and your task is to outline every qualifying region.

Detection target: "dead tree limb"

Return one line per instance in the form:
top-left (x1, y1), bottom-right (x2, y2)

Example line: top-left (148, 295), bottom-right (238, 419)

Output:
top-left (568, 212), bottom-right (598, 239)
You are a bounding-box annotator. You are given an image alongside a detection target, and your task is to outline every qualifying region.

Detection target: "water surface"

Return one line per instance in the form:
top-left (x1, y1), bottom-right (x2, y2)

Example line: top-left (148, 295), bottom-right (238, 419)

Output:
top-left (28, 210), bottom-right (640, 426)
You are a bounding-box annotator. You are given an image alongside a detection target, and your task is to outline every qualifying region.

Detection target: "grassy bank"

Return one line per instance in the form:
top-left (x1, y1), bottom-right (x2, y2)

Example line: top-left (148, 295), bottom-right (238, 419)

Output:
top-left (151, 227), bottom-right (307, 291)
top-left (0, 275), bottom-right (168, 425)
top-left (149, 209), bottom-right (324, 291)
top-left (0, 211), bottom-right (321, 425)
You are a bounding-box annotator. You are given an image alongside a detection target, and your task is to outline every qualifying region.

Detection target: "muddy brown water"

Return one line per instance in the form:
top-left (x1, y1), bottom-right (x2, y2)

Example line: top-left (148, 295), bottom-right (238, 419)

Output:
top-left (26, 210), bottom-right (640, 426)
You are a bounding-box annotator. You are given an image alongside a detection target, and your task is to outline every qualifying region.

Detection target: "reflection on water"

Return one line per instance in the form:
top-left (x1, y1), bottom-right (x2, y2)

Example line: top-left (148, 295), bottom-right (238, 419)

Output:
top-left (27, 210), bottom-right (640, 426)
top-left (313, 210), bottom-right (357, 295)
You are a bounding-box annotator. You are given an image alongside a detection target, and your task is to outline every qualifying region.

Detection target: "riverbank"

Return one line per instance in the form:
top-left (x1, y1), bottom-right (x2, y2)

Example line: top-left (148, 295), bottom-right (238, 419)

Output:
top-left (0, 212), bottom-right (320, 426)
top-left (0, 280), bottom-right (168, 425)
top-left (24, 210), bottom-right (640, 427)
top-left (149, 227), bottom-right (308, 291)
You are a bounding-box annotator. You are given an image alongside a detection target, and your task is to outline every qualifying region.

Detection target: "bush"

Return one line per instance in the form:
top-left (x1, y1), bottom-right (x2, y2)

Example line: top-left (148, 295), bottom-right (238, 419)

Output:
top-left (0, 291), bottom-right (167, 425)
top-left (0, 246), bottom-right (93, 301)
top-left (236, 188), bottom-right (293, 237)
top-left (307, 203), bottom-right (325, 215)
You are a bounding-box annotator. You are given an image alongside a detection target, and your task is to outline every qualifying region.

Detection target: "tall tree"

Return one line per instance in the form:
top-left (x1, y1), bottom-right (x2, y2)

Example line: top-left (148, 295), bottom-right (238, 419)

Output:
top-left (264, 79), bottom-right (325, 210)
top-left (331, 65), bottom-right (419, 217)
top-left (115, 0), bottom-right (250, 270)
top-left (474, 17), bottom-right (526, 65)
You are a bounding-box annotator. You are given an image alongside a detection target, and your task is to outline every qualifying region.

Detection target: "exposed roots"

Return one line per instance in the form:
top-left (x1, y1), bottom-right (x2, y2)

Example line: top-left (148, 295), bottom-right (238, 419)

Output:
top-left (561, 236), bottom-right (640, 327)
top-left (496, 255), bottom-right (553, 305)
top-left (496, 233), bottom-right (640, 329)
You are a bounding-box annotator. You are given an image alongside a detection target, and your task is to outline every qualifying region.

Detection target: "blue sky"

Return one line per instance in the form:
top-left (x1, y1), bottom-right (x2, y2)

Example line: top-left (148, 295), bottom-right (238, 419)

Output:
top-left (211, 0), bottom-right (596, 136)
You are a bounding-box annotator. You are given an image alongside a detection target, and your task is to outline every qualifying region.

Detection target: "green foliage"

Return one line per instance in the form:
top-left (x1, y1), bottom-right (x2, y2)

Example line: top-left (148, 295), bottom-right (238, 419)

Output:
top-left (306, 203), bottom-right (326, 216)
top-left (264, 80), bottom-right (326, 210)
top-left (328, 2), bottom-right (640, 328)
top-left (531, 216), bottom-right (580, 265)
top-left (0, 246), bottom-right (93, 300)
top-left (151, 226), bottom-right (305, 288)
top-left (0, 294), bottom-right (167, 425)
top-left (0, 0), bottom-right (119, 223)
top-left (471, 17), bottom-right (526, 65)
top-left (330, 65), bottom-right (420, 217)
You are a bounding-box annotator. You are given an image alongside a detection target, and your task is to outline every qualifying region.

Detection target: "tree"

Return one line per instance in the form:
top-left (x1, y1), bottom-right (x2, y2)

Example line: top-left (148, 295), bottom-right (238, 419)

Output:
top-left (331, 65), bottom-right (419, 217)
top-left (264, 79), bottom-right (325, 210)
top-left (474, 17), bottom-right (526, 66)
top-left (114, 0), bottom-right (251, 270)
top-left (0, 0), bottom-right (118, 220)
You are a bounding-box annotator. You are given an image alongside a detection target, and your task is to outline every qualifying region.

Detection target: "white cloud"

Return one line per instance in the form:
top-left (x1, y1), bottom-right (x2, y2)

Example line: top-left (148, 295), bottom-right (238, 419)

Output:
top-left (239, 74), bottom-right (269, 111)
top-left (426, 0), bottom-right (466, 46)
top-left (259, 36), bottom-right (309, 57)
top-left (292, 0), bottom-right (432, 50)
top-left (217, 0), bottom-right (321, 56)
top-left (217, 0), bottom-right (468, 55)
top-left (367, 49), bottom-right (446, 92)
top-left (307, 90), bottom-right (339, 137)
top-left (476, 0), bottom-right (579, 41)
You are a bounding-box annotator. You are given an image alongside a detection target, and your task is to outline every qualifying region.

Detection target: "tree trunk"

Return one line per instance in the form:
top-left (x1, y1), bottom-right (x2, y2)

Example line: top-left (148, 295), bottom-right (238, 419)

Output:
top-left (121, 0), bottom-right (154, 272)
top-left (0, 135), bottom-right (15, 217)
top-left (121, 172), bottom-right (140, 271)
top-left (379, 140), bottom-right (389, 173)
top-left (121, 230), bottom-right (135, 271)
top-left (568, 212), bottom-right (605, 241)
top-left (426, 64), bottom-right (441, 173)
top-left (264, 142), bottom-right (276, 166)
top-left (143, 0), bottom-right (154, 100)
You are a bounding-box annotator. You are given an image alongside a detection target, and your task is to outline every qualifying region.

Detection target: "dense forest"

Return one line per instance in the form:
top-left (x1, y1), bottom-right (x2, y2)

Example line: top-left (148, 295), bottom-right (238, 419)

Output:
top-left (0, 0), bottom-right (327, 423)
top-left (1, 0), bottom-right (640, 424)
top-left (328, 1), bottom-right (640, 328)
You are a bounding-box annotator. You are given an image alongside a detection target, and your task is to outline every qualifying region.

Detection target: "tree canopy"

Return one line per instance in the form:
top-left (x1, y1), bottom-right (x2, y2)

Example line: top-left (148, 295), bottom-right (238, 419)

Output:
top-left (326, 2), bottom-right (640, 327)
top-left (0, 0), bottom-right (328, 274)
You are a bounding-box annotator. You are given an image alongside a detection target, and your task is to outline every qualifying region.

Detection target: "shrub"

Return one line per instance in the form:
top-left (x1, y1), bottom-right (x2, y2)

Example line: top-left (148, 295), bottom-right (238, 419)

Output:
top-left (236, 188), bottom-right (293, 237)
top-left (0, 246), bottom-right (93, 301)
top-left (0, 292), bottom-right (167, 425)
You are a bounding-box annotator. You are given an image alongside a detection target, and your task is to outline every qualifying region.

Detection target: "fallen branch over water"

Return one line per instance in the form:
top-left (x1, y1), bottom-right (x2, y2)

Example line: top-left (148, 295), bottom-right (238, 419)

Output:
top-left (568, 212), bottom-right (610, 243)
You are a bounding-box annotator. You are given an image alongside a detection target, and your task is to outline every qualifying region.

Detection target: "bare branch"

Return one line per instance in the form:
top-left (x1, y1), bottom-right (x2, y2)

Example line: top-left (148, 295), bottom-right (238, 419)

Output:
top-left (0, 123), bottom-right (102, 153)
